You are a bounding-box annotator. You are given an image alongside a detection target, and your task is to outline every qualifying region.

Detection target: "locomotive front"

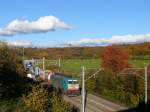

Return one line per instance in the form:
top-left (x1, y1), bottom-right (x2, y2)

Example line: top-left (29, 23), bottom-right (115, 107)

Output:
top-left (66, 78), bottom-right (80, 96)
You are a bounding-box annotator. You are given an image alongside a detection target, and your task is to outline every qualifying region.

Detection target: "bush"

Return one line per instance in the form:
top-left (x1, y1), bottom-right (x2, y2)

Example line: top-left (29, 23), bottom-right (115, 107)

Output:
top-left (130, 94), bottom-right (140, 106)
top-left (51, 92), bottom-right (72, 112)
top-left (23, 85), bottom-right (75, 112)
top-left (23, 85), bottom-right (49, 112)
top-left (93, 67), bottom-right (148, 107)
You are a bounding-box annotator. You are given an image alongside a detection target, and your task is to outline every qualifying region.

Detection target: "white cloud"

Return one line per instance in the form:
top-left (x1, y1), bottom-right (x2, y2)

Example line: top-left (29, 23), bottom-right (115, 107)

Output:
top-left (0, 16), bottom-right (71, 36)
top-left (68, 34), bottom-right (150, 46)
top-left (7, 41), bottom-right (32, 47)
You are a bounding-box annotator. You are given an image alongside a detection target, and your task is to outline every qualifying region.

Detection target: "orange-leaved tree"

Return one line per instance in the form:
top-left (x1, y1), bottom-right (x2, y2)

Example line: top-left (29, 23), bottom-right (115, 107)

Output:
top-left (101, 45), bottom-right (131, 72)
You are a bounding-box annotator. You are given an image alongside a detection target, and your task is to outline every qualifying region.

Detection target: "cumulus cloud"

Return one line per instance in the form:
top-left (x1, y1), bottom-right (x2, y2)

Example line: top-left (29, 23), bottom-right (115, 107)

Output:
top-left (68, 34), bottom-right (150, 46)
top-left (0, 16), bottom-right (71, 36)
top-left (7, 41), bottom-right (32, 47)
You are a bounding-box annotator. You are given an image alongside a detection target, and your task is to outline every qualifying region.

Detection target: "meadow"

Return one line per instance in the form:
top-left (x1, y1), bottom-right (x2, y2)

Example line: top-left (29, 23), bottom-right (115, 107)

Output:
top-left (58, 58), bottom-right (150, 75)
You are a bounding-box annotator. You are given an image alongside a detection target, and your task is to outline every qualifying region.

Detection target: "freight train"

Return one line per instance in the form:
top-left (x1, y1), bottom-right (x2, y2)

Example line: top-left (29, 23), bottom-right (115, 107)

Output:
top-left (50, 73), bottom-right (80, 96)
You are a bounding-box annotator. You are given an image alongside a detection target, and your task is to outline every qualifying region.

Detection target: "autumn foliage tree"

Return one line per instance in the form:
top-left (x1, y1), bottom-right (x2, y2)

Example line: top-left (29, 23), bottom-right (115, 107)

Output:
top-left (101, 45), bottom-right (131, 72)
top-left (0, 42), bottom-right (30, 98)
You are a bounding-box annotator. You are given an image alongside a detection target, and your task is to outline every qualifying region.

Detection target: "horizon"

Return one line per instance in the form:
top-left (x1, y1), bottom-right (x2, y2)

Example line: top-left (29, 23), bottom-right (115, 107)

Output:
top-left (1, 41), bottom-right (149, 48)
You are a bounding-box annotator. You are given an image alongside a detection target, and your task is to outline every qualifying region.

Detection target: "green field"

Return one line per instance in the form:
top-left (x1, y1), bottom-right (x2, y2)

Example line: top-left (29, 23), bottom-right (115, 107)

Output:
top-left (129, 59), bottom-right (150, 67)
top-left (59, 58), bottom-right (150, 75)
top-left (59, 59), bottom-right (100, 75)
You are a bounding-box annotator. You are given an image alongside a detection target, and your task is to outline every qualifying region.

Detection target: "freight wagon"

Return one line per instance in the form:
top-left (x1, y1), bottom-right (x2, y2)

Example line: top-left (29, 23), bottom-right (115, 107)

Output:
top-left (50, 73), bottom-right (80, 96)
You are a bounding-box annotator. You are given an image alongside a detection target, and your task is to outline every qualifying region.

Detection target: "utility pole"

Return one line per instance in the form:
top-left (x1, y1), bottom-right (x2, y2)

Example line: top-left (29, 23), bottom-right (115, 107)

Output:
top-left (81, 67), bottom-right (101, 112)
top-left (82, 66), bottom-right (85, 112)
top-left (144, 65), bottom-right (147, 105)
top-left (43, 57), bottom-right (45, 70)
top-left (58, 58), bottom-right (61, 68)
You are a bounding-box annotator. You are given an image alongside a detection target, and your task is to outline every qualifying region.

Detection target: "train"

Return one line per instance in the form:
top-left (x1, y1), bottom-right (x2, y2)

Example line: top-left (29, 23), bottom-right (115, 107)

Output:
top-left (50, 73), bottom-right (80, 96)
top-left (23, 60), bottom-right (80, 96)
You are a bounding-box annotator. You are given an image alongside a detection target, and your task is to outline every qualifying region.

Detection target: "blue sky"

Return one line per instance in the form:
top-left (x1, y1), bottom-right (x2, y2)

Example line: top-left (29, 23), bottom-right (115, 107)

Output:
top-left (0, 0), bottom-right (150, 47)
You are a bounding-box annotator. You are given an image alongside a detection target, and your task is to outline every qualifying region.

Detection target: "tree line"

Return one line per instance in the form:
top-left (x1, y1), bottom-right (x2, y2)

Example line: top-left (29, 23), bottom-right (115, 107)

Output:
top-left (23, 42), bottom-right (150, 59)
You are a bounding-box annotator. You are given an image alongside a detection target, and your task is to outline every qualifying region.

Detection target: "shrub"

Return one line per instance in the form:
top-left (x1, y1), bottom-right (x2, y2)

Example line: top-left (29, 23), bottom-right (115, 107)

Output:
top-left (51, 92), bottom-right (72, 112)
top-left (23, 85), bottom-right (75, 112)
top-left (130, 94), bottom-right (140, 106)
top-left (23, 85), bottom-right (49, 112)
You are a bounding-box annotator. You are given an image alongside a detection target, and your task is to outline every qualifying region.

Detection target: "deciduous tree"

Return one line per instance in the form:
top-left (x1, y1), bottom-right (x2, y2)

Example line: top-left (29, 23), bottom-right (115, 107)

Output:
top-left (101, 45), bottom-right (131, 72)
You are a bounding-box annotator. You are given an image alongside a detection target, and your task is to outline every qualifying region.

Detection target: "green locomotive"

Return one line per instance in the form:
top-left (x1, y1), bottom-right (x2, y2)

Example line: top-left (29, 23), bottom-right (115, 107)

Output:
top-left (50, 73), bottom-right (80, 96)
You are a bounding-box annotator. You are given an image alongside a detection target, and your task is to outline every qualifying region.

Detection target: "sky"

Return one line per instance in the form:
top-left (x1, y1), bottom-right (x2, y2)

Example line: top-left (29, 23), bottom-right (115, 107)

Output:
top-left (0, 0), bottom-right (150, 47)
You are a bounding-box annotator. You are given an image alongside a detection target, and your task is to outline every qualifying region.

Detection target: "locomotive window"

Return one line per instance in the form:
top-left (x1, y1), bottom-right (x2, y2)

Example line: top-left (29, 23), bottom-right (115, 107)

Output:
top-left (68, 81), bottom-right (72, 84)
top-left (73, 80), bottom-right (78, 84)
top-left (68, 80), bottom-right (78, 84)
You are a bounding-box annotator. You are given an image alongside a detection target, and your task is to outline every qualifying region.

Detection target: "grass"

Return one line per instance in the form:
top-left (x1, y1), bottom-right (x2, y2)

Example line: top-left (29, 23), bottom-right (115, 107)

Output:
top-left (129, 59), bottom-right (150, 67)
top-left (59, 58), bottom-right (150, 75)
top-left (38, 57), bottom-right (150, 77)
top-left (60, 59), bottom-right (100, 75)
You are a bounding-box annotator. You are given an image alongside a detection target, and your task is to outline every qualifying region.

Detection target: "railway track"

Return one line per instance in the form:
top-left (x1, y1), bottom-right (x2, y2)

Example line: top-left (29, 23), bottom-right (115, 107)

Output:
top-left (63, 94), bottom-right (128, 112)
